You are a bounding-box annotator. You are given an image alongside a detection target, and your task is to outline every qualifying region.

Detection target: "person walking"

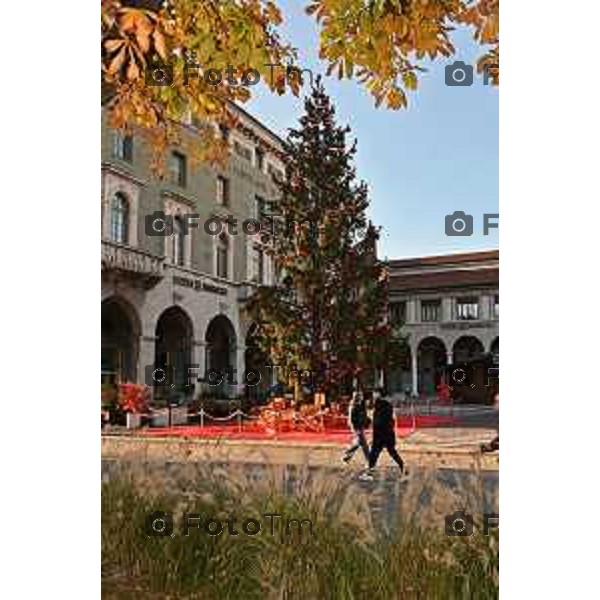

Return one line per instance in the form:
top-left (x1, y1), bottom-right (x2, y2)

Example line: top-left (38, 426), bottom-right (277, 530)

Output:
top-left (359, 389), bottom-right (406, 481)
top-left (342, 391), bottom-right (371, 464)
top-left (480, 392), bottom-right (499, 453)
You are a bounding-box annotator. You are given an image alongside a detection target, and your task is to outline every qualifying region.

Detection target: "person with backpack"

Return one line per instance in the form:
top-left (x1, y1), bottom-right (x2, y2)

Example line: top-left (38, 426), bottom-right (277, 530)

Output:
top-left (359, 389), bottom-right (406, 481)
top-left (341, 391), bottom-right (371, 464)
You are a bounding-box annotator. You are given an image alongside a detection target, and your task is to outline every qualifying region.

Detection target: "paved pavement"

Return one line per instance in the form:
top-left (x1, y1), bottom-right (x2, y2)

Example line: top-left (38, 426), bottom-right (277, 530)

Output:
top-left (102, 425), bottom-right (499, 471)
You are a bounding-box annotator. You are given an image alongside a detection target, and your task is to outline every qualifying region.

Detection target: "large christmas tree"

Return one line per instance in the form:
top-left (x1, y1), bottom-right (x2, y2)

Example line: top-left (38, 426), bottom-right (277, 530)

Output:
top-left (246, 78), bottom-right (406, 401)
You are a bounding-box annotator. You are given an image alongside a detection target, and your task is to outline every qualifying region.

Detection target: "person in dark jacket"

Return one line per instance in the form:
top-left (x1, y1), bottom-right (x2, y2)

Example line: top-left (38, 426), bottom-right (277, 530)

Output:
top-left (359, 390), bottom-right (405, 481)
top-left (342, 391), bottom-right (371, 464)
top-left (480, 392), bottom-right (499, 453)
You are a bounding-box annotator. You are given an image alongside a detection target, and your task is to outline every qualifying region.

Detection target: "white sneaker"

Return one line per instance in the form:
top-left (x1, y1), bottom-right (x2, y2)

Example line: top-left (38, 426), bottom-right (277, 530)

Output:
top-left (358, 471), bottom-right (374, 482)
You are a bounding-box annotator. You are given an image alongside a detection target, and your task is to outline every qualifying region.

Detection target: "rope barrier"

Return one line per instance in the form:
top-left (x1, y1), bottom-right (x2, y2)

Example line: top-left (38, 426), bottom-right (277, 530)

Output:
top-left (107, 399), bottom-right (495, 448)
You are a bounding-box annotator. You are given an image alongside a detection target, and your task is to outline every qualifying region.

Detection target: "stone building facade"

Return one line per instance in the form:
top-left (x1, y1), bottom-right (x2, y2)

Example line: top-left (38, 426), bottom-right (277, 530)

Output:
top-left (101, 104), bottom-right (285, 398)
top-left (386, 250), bottom-right (499, 398)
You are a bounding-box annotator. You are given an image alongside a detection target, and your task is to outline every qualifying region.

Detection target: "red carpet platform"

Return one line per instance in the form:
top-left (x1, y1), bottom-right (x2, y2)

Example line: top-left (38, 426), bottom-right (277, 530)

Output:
top-left (139, 415), bottom-right (456, 442)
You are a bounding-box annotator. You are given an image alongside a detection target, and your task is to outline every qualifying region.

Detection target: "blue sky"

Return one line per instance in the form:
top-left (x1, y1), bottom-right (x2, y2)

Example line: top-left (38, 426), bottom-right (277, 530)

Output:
top-left (246, 0), bottom-right (499, 259)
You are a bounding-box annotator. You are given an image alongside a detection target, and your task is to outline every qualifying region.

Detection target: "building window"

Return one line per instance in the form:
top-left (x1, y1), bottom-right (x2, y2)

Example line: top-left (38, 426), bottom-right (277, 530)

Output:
top-left (109, 193), bottom-right (129, 244)
top-left (219, 124), bottom-right (230, 142)
top-left (421, 299), bottom-right (441, 322)
top-left (456, 297), bottom-right (479, 320)
top-left (113, 131), bottom-right (133, 163)
top-left (267, 163), bottom-right (284, 182)
top-left (233, 140), bottom-right (252, 161)
top-left (255, 147), bottom-right (265, 171)
top-left (216, 176), bottom-right (230, 206)
top-left (216, 234), bottom-right (229, 279)
top-left (253, 245), bottom-right (264, 284)
top-left (172, 215), bottom-right (185, 266)
top-left (170, 151), bottom-right (187, 187)
top-left (390, 301), bottom-right (406, 325)
top-left (494, 295), bottom-right (499, 319)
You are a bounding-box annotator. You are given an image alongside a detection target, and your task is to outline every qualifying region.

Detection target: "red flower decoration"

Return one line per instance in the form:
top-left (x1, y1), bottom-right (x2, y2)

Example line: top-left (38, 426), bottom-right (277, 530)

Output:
top-left (118, 383), bottom-right (150, 414)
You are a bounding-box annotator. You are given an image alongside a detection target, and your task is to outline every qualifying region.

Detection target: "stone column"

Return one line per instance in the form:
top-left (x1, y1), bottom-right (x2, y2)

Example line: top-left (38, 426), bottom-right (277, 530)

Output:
top-left (191, 341), bottom-right (206, 390)
top-left (479, 295), bottom-right (491, 321)
top-left (407, 298), bottom-right (418, 323)
top-left (235, 344), bottom-right (246, 390)
top-left (411, 347), bottom-right (418, 396)
top-left (138, 335), bottom-right (156, 386)
top-left (446, 350), bottom-right (453, 365)
top-left (442, 297), bottom-right (453, 322)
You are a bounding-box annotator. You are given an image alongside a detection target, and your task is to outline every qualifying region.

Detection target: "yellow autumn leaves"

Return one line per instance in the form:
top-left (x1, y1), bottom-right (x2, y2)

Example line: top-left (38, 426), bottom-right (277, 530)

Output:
top-left (101, 0), bottom-right (499, 162)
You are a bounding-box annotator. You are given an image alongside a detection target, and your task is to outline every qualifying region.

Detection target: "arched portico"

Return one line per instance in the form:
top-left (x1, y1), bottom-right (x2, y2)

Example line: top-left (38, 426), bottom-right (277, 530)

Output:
top-left (154, 306), bottom-right (194, 392)
top-left (205, 315), bottom-right (237, 396)
top-left (417, 337), bottom-right (447, 396)
top-left (453, 336), bottom-right (485, 363)
top-left (387, 347), bottom-right (412, 396)
top-left (101, 296), bottom-right (141, 383)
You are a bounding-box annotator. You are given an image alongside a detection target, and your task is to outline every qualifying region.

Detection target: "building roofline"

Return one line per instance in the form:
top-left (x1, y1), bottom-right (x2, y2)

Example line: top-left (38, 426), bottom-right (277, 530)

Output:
top-left (387, 249), bottom-right (499, 269)
top-left (227, 101), bottom-right (286, 149)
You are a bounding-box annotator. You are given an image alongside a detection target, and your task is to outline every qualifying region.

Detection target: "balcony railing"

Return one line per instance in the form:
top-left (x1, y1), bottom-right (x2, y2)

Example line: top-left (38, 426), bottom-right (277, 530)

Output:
top-left (101, 240), bottom-right (166, 287)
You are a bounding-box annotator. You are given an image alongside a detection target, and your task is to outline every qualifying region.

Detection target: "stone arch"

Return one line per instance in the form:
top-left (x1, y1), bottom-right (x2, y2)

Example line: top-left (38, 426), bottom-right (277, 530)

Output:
top-left (417, 336), bottom-right (447, 396)
top-left (452, 336), bottom-right (485, 363)
top-left (154, 306), bottom-right (194, 394)
top-left (101, 296), bottom-right (141, 383)
top-left (205, 314), bottom-right (237, 395)
top-left (387, 344), bottom-right (412, 396)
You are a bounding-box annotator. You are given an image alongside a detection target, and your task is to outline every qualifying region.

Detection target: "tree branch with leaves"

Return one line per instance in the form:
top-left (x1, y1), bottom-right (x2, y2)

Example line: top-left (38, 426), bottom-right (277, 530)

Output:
top-left (102, 0), bottom-right (499, 162)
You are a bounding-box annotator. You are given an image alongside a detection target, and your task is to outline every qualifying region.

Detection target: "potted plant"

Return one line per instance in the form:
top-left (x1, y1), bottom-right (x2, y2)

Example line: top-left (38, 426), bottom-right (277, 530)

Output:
top-left (117, 383), bottom-right (150, 429)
